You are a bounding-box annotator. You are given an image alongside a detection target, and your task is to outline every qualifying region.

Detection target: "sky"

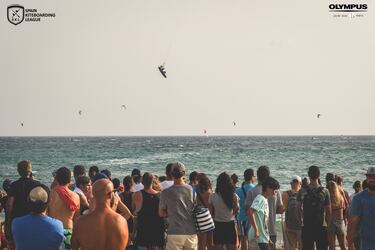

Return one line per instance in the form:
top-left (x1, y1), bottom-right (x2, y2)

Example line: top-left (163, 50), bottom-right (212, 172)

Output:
top-left (1, 0), bottom-right (374, 136)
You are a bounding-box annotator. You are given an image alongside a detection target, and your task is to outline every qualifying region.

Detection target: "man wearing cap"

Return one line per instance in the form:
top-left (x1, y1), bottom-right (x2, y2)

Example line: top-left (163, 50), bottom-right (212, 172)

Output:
top-left (347, 166), bottom-right (375, 250)
top-left (282, 175), bottom-right (302, 250)
top-left (159, 162), bottom-right (197, 250)
top-left (6, 160), bottom-right (41, 249)
top-left (12, 185), bottom-right (64, 250)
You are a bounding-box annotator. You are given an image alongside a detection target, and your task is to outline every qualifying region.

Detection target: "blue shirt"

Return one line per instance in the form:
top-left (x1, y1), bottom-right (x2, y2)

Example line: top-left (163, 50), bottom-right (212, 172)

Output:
top-left (350, 189), bottom-right (375, 250)
top-left (12, 214), bottom-right (64, 250)
top-left (236, 183), bottom-right (255, 221)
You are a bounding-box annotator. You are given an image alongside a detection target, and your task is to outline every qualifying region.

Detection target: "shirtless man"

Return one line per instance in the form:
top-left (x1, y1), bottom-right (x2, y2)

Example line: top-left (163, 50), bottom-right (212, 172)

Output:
top-left (72, 179), bottom-right (128, 250)
top-left (48, 167), bottom-right (80, 250)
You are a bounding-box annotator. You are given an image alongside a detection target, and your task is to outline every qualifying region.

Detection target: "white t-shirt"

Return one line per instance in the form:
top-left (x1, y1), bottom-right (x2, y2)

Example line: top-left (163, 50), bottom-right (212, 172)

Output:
top-left (160, 180), bottom-right (174, 190)
top-left (132, 182), bottom-right (144, 192)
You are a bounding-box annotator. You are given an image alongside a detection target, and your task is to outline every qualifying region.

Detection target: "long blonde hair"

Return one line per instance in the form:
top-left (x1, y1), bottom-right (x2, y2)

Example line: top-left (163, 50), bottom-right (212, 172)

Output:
top-left (327, 180), bottom-right (343, 209)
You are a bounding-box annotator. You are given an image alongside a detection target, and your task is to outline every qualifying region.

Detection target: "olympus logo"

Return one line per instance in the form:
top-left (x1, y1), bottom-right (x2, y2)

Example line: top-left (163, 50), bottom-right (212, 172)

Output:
top-left (329, 4), bottom-right (368, 12)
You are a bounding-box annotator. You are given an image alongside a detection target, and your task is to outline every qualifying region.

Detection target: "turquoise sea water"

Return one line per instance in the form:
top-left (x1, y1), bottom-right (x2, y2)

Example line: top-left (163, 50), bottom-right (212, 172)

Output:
top-left (1, 136), bottom-right (374, 192)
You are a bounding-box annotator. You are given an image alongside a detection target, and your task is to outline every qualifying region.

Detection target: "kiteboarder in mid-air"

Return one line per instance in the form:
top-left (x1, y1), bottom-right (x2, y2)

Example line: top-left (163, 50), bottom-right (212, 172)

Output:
top-left (158, 64), bottom-right (167, 78)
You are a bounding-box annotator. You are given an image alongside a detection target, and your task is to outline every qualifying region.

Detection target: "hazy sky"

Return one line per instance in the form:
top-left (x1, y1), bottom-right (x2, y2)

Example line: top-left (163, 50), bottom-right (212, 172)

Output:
top-left (1, 0), bottom-right (374, 136)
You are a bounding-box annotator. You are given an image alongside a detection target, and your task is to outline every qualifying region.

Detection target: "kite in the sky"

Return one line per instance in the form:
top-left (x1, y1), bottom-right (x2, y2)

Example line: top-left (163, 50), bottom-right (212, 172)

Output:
top-left (233, 121), bottom-right (236, 126)
top-left (21, 123), bottom-right (24, 127)
top-left (158, 65), bottom-right (167, 78)
top-left (78, 110), bottom-right (82, 116)
top-left (121, 105), bottom-right (127, 110)
top-left (203, 129), bottom-right (207, 134)
top-left (317, 114), bottom-right (321, 118)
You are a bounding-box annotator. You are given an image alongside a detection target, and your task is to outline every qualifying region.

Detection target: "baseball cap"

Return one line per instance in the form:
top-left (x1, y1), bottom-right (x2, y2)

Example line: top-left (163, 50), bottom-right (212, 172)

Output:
top-left (29, 186), bottom-right (48, 204)
top-left (366, 166), bottom-right (375, 176)
top-left (131, 168), bottom-right (141, 177)
top-left (291, 175), bottom-right (302, 183)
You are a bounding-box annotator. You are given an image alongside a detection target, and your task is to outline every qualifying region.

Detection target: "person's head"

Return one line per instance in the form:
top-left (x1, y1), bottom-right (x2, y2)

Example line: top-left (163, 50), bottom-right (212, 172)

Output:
top-left (101, 169), bottom-right (112, 180)
top-left (325, 173), bottom-right (335, 186)
top-left (231, 173), bottom-right (239, 186)
top-left (335, 175), bottom-right (344, 187)
top-left (165, 163), bottom-right (174, 179)
top-left (362, 179), bottom-right (368, 190)
top-left (171, 162), bottom-right (186, 180)
top-left (197, 173), bottom-right (212, 193)
top-left (302, 177), bottom-right (310, 188)
top-left (257, 166), bottom-right (270, 183)
top-left (92, 179), bottom-right (114, 205)
top-left (152, 175), bottom-right (161, 192)
top-left (189, 171), bottom-right (198, 185)
top-left (327, 180), bottom-right (342, 208)
top-left (92, 172), bottom-right (109, 184)
top-left (308, 165), bottom-right (320, 180)
top-left (365, 166), bottom-right (375, 191)
top-left (2, 179), bottom-right (12, 193)
top-left (89, 166), bottom-right (99, 179)
top-left (28, 185), bottom-right (50, 215)
top-left (73, 165), bottom-right (85, 181)
top-left (122, 175), bottom-right (133, 192)
top-left (142, 172), bottom-right (153, 189)
top-left (352, 180), bottom-right (362, 193)
top-left (55, 167), bottom-right (72, 186)
top-left (215, 172), bottom-right (236, 210)
top-left (76, 176), bottom-right (92, 193)
top-left (290, 175), bottom-right (302, 192)
top-left (131, 168), bottom-right (142, 183)
top-left (17, 160), bottom-right (32, 178)
top-left (261, 176), bottom-right (280, 198)
top-left (244, 168), bottom-right (255, 183)
top-left (112, 178), bottom-right (121, 190)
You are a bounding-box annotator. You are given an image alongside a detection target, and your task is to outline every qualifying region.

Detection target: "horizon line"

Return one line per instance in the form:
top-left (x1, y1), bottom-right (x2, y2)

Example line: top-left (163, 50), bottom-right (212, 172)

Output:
top-left (1, 134), bottom-right (375, 138)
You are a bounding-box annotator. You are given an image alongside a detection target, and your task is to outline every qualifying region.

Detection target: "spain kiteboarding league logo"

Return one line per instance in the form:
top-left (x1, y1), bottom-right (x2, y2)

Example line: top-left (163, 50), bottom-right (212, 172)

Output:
top-left (7, 4), bottom-right (24, 25)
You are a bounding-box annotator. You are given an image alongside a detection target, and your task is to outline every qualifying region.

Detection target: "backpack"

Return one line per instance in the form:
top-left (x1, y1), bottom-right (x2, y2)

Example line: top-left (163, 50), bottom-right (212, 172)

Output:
top-left (285, 191), bottom-right (302, 230)
top-left (302, 186), bottom-right (325, 228)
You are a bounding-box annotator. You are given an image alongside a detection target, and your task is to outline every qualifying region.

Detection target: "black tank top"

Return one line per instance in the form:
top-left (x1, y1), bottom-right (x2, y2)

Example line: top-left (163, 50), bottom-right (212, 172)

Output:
top-left (136, 190), bottom-right (165, 247)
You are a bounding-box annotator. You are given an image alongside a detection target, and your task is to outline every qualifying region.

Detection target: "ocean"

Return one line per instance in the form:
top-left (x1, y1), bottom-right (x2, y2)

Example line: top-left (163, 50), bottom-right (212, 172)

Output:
top-left (1, 136), bottom-right (374, 192)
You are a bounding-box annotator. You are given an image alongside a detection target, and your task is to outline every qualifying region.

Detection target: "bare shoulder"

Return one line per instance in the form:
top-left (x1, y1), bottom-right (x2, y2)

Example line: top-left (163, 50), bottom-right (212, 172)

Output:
top-left (50, 189), bottom-right (57, 197)
top-left (75, 212), bottom-right (90, 225)
top-left (71, 190), bottom-right (80, 202)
